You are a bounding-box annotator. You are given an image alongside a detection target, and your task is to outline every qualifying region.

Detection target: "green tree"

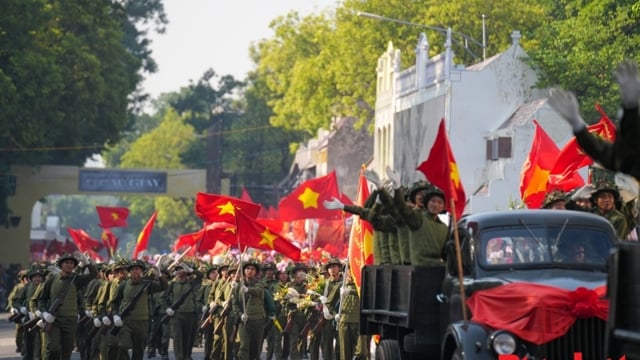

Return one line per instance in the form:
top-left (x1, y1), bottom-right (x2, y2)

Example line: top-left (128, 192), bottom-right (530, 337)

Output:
top-left (527, 0), bottom-right (640, 121)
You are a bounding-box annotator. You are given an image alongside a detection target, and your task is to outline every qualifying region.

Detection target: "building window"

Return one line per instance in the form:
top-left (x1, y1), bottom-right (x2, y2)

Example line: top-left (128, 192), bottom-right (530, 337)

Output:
top-left (486, 137), bottom-right (512, 160)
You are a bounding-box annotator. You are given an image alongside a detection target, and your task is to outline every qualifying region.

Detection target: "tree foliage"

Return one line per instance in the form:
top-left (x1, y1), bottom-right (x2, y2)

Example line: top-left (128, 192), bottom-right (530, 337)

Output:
top-left (527, 0), bottom-right (640, 121)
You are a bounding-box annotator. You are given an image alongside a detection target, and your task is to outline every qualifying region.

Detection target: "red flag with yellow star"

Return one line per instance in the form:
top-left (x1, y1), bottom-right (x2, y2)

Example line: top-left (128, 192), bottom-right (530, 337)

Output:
top-left (416, 118), bottom-right (466, 219)
top-left (548, 104), bottom-right (614, 191)
top-left (348, 167), bottom-right (374, 294)
top-left (519, 121), bottom-right (583, 209)
top-left (235, 210), bottom-right (301, 260)
top-left (277, 171), bottom-right (341, 221)
top-left (67, 227), bottom-right (104, 253)
top-left (96, 206), bottom-right (129, 228)
top-left (100, 228), bottom-right (118, 257)
top-left (195, 193), bottom-right (261, 224)
top-left (133, 211), bottom-right (157, 259)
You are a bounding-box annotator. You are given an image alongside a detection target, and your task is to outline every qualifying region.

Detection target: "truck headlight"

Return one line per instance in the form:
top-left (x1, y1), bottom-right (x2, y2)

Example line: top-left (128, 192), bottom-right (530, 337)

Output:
top-left (489, 331), bottom-right (516, 355)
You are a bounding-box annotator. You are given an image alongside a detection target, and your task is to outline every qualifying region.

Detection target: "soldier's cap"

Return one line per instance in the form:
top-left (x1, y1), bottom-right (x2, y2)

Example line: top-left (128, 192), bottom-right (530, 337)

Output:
top-left (541, 190), bottom-right (568, 209)
top-left (422, 185), bottom-right (446, 205)
top-left (112, 258), bottom-right (130, 271)
top-left (242, 260), bottom-right (261, 273)
top-left (127, 259), bottom-right (147, 271)
top-left (262, 262), bottom-right (277, 272)
top-left (590, 180), bottom-right (620, 204)
top-left (409, 180), bottom-right (431, 203)
top-left (217, 263), bottom-right (230, 273)
top-left (206, 265), bottom-right (219, 276)
top-left (56, 253), bottom-right (79, 267)
top-left (324, 257), bottom-right (342, 270)
top-left (28, 267), bottom-right (46, 279)
top-left (288, 262), bottom-right (307, 275)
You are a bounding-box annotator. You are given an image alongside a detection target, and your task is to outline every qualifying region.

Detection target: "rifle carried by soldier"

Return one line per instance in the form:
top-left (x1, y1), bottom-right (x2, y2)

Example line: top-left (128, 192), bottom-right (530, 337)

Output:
top-left (109, 281), bottom-right (152, 336)
top-left (24, 272), bottom-right (78, 333)
top-left (161, 281), bottom-right (197, 324)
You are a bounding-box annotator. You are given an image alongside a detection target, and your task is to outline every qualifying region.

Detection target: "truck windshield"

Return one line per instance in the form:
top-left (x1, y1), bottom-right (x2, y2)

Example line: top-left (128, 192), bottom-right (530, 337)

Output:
top-left (481, 225), bottom-right (613, 267)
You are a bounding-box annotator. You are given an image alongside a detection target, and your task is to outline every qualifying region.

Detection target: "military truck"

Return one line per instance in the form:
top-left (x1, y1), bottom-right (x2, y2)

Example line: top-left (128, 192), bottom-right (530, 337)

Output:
top-left (605, 241), bottom-right (640, 359)
top-left (360, 209), bottom-right (617, 359)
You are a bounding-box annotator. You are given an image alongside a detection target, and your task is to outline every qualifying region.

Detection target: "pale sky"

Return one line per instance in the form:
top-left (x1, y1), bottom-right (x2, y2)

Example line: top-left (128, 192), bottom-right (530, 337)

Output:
top-left (142, 0), bottom-right (338, 99)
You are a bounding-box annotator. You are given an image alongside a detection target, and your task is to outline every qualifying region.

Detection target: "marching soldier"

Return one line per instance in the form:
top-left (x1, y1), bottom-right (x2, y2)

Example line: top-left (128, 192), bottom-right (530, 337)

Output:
top-left (164, 262), bottom-right (203, 360)
top-left (282, 263), bottom-right (309, 360)
top-left (110, 259), bottom-right (168, 360)
top-left (317, 258), bottom-right (342, 360)
top-left (328, 271), bottom-right (362, 360)
top-left (209, 263), bottom-right (231, 360)
top-left (261, 262), bottom-right (279, 360)
top-left (147, 268), bottom-right (172, 360)
top-left (36, 252), bottom-right (97, 360)
top-left (199, 265), bottom-right (218, 359)
top-left (14, 266), bottom-right (46, 360)
top-left (232, 260), bottom-right (266, 360)
top-left (8, 269), bottom-right (29, 355)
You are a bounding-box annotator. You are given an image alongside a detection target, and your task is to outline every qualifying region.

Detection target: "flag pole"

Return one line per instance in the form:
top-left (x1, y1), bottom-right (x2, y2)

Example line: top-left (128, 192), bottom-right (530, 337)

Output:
top-left (450, 199), bottom-right (468, 322)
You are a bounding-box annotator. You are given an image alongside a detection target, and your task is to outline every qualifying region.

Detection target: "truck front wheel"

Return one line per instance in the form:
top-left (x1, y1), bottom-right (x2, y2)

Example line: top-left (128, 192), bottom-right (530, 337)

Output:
top-left (450, 348), bottom-right (464, 360)
top-left (376, 339), bottom-right (402, 360)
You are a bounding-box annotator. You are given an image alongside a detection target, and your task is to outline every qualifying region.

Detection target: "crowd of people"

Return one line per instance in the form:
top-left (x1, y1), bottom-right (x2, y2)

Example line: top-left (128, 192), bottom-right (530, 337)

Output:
top-left (6, 250), bottom-right (368, 360)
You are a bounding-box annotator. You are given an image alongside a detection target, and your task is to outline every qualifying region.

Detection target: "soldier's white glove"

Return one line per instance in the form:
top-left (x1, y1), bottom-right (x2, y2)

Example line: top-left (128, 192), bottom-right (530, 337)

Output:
top-left (165, 308), bottom-right (175, 317)
top-left (334, 314), bottom-right (340, 323)
top-left (35, 310), bottom-right (42, 318)
top-left (241, 313), bottom-right (248, 322)
top-left (74, 250), bottom-right (91, 265)
top-left (19, 307), bottom-right (27, 315)
top-left (385, 166), bottom-right (402, 190)
top-left (10, 307), bottom-right (18, 315)
top-left (616, 172), bottom-right (639, 202)
top-left (340, 287), bottom-right (351, 296)
top-left (363, 169), bottom-right (383, 189)
top-left (240, 285), bottom-right (249, 294)
top-left (614, 60), bottom-right (640, 108)
top-left (93, 318), bottom-right (102, 328)
top-left (202, 305), bottom-right (208, 313)
top-left (570, 184), bottom-right (597, 201)
top-left (101, 316), bottom-right (112, 326)
top-left (43, 312), bottom-right (55, 324)
top-left (383, 179), bottom-right (395, 195)
top-left (269, 315), bottom-right (276, 320)
top-left (548, 89), bottom-right (587, 132)
top-left (323, 197), bottom-right (344, 210)
top-left (28, 312), bottom-right (35, 320)
top-left (85, 310), bottom-right (93, 317)
top-left (113, 315), bottom-right (124, 327)
top-left (231, 281), bottom-right (238, 289)
top-left (324, 313), bottom-right (334, 320)
top-left (37, 319), bottom-right (46, 329)
top-left (319, 296), bottom-right (328, 304)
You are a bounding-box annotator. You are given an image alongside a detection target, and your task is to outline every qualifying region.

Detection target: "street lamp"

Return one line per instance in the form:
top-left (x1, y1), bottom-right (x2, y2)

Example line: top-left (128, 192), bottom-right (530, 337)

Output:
top-left (356, 11), bottom-right (486, 61)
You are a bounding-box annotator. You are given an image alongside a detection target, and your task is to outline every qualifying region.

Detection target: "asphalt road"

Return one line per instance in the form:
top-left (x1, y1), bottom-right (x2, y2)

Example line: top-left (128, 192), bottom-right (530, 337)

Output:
top-left (0, 311), bottom-right (210, 360)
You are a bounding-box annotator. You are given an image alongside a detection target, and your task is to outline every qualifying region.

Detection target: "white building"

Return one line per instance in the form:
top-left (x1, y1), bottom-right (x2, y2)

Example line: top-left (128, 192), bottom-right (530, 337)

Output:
top-left (373, 30), bottom-right (573, 214)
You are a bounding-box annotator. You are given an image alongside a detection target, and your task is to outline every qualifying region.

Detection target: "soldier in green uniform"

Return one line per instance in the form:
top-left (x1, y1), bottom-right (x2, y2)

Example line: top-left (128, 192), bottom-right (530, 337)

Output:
top-left (164, 262), bottom-right (203, 360)
top-left (232, 260), bottom-right (266, 360)
top-left (8, 269), bottom-right (28, 354)
top-left (260, 262), bottom-right (279, 360)
top-left (590, 181), bottom-right (630, 239)
top-left (110, 259), bottom-right (168, 360)
top-left (92, 263), bottom-right (117, 360)
top-left (14, 266), bottom-right (45, 360)
top-left (148, 268), bottom-right (172, 360)
top-left (366, 169), bottom-right (449, 266)
top-left (36, 252), bottom-right (97, 360)
top-left (541, 190), bottom-right (569, 210)
top-left (317, 258), bottom-right (342, 360)
top-left (77, 263), bottom-right (102, 360)
top-left (282, 263), bottom-right (309, 360)
top-left (199, 265), bottom-right (218, 359)
top-left (328, 270), bottom-right (361, 360)
top-left (209, 263), bottom-right (230, 360)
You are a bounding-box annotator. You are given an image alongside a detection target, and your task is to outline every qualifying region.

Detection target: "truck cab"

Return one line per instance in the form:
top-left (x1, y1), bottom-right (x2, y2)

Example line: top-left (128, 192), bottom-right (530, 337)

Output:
top-left (360, 209), bottom-right (617, 360)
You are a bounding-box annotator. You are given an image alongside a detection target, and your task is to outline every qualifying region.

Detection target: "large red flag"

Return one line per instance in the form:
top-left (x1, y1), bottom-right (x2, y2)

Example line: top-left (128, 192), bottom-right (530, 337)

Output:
top-left (195, 192), bottom-right (261, 224)
top-left (96, 206), bottom-right (129, 228)
top-left (549, 104), bottom-right (616, 190)
top-left (416, 119), bottom-right (466, 219)
top-left (520, 121), bottom-right (583, 209)
top-left (198, 222), bottom-right (237, 253)
top-left (235, 210), bottom-right (301, 261)
top-left (67, 227), bottom-right (103, 253)
top-left (133, 211), bottom-right (157, 259)
top-left (347, 167), bottom-right (375, 294)
top-left (278, 171), bottom-right (341, 221)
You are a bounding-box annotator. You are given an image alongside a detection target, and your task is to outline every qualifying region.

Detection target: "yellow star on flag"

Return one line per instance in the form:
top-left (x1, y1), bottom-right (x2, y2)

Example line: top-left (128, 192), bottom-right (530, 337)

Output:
top-left (217, 201), bottom-right (236, 216)
top-left (297, 187), bottom-right (320, 209)
top-left (523, 164), bottom-right (550, 198)
top-left (259, 228), bottom-right (277, 249)
top-left (111, 212), bottom-right (120, 220)
top-left (224, 227), bottom-right (236, 234)
top-left (450, 161), bottom-right (461, 187)
top-left (362, 228), bottom-right (374, 257)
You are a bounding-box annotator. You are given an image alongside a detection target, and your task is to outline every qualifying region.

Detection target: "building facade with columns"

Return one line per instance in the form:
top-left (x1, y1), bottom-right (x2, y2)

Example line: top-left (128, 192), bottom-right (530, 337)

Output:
top-left (373, 30), bottom-right (573, 214)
